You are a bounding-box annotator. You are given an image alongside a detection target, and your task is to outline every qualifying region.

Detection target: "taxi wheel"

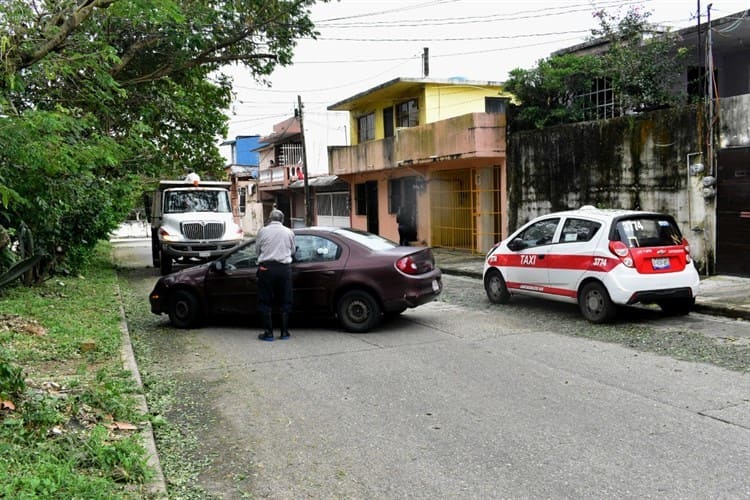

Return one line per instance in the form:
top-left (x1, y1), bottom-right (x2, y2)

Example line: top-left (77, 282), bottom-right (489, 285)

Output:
top-left (579, 282), bottom-right (616, 323)
top-left (484, 269), bottom-right (510, 304)
top-left (169, 290), bottom-right (201, 328)
top-left (337, 290), bottom-right (381, 333)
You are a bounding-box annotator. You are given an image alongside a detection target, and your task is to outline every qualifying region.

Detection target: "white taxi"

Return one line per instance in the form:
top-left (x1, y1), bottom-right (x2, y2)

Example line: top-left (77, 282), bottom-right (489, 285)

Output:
top-left (483, 206), bottom-right (700, 323)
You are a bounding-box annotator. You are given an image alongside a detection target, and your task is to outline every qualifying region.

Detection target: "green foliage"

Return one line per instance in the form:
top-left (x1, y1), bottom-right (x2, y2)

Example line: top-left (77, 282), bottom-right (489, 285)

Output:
top-left (0, 242), bottom-right (153, 496)
top-left (0, 360), bottom-right (24, 398)
top-left (0, 0), bottom-right (324, 280)
top-left (506, 6), bottom-right (686, 130)
top-left (505, 54), bottom-right (603, 129)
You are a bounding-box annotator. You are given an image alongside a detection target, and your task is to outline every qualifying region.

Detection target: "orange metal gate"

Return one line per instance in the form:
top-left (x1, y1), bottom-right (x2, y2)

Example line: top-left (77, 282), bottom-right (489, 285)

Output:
top-left (429, 167), bottom-right (503, 253)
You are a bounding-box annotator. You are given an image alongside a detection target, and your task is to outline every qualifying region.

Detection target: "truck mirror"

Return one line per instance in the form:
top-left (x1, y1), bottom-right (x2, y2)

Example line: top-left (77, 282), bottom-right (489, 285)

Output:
top-left (143, 192), bottom-right (153, 222)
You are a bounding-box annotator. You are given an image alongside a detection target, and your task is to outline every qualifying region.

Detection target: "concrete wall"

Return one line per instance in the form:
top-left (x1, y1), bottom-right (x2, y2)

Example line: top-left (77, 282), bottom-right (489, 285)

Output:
top-left (507, 104), bottom-right (715, 272)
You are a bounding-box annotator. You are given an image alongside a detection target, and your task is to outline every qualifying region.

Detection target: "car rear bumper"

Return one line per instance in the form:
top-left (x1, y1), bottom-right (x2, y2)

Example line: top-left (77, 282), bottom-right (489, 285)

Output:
top-left (603, 266), bottom-right (700, 304)
top-left (384, 275), bottom-right (443, 311)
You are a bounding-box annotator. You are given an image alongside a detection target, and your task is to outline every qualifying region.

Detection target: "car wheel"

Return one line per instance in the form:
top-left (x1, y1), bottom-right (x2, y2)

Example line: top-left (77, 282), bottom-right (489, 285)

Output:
top-left (168, 289), bottom-right (201, 328)
top-left (337, 290), bottom-right (381, 333)
top-left (578, 282), bottom-right (616, 323)
top-left (484, 269), bottom-right (510, 304)
top-left (160, 251), bottom-right (173, 275)
top-left (658, 297), bottom-right (695, 316)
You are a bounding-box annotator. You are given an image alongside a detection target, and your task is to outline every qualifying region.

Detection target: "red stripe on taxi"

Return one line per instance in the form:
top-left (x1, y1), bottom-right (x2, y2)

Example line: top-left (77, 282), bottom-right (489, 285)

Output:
top-left (506, 281), bottom-right (577, 298)
top-left (487, 253), bottom-right (620, 272)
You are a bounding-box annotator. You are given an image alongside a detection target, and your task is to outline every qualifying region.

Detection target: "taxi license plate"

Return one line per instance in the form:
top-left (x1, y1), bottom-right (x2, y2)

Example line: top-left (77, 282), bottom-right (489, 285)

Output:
top-left (199, 251), bottom-right (211, 258)
top-left (432, 279), bottom-right (440, 292)
top-left (652, 257), bottom-right (670, 270)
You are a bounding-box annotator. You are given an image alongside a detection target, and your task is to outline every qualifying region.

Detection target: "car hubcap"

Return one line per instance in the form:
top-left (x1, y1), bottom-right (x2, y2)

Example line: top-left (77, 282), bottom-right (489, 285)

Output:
top-left (175, 301), bottom-right (189, 319)
top-left (347, 300), bottom-right (368, 323)
top-left (586, 291), bottom-right (602, 313)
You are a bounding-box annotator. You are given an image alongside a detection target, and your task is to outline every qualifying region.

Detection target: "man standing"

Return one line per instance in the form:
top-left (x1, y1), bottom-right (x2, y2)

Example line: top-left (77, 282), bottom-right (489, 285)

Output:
top-left (256, 208), bottom-right (295, 341)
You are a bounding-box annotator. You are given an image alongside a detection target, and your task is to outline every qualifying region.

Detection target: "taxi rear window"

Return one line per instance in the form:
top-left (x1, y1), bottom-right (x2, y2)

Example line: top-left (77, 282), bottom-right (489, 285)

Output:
top-left (612, 217), bottom-right (682, 248)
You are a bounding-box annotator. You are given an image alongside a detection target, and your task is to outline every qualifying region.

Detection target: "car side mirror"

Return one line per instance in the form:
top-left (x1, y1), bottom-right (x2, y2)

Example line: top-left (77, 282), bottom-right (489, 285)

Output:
top-left (210, 260), bottom-right (225, 273)
top-left (508, 238), bottom-right (527, 251)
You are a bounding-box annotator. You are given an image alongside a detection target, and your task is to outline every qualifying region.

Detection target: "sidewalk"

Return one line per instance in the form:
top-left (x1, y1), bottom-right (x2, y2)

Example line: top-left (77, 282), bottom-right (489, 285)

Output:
top-left (431, 248), bottom-right (750, 322)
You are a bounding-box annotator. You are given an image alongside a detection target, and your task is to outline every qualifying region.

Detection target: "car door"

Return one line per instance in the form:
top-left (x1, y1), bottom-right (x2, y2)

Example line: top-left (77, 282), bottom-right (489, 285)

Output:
top-left (204, 241), bottom-right (259, 316)
top-left (291, 234), bottom-right (347, 313)
top-left (545, 217), bottom-right (603, 297)
top-left (503, 217), bottom-right (560, 293)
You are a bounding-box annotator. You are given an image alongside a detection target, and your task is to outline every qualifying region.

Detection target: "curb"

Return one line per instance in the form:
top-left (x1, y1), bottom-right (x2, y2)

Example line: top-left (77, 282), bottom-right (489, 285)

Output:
top-left (116, 283), bottom-right (168, 497)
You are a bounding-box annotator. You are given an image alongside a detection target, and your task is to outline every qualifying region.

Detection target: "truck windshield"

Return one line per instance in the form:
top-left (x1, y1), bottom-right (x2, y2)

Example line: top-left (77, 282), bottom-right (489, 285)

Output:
top-left (164, 190), bottom-right (231, 214)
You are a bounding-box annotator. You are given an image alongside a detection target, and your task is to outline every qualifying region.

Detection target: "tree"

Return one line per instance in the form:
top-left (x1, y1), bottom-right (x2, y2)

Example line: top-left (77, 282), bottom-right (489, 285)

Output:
top-left (504, 53), bottom-right (602, 130)
top-left (0, 0), bottom-right (324, 282)
top-left (505, 6), bottom-right (686, 130)
top-left (592, 6), bottom-right (688, 114)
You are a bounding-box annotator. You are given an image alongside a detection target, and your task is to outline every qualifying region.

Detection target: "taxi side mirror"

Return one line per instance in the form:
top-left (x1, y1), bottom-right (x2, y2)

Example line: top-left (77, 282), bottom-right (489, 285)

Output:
top-left (508, 238), bottom-right (527, 251)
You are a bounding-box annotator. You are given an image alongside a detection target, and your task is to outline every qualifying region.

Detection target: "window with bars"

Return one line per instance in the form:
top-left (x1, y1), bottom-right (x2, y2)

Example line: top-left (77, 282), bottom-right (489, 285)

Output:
top-left (579, 77), bottom-right (616, 120)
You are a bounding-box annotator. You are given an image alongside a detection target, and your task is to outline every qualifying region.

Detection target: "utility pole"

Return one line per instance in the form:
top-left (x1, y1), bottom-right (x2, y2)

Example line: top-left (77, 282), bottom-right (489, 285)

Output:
top-left (297, 95), bottom-right (312, 226)
top-left (422, 47), bottom-right (429, 77)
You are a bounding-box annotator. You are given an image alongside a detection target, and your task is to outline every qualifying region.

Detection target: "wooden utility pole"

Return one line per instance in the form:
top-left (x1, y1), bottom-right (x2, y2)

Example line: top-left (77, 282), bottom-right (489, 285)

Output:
top-left (297, 95), bottom-right (312, 226)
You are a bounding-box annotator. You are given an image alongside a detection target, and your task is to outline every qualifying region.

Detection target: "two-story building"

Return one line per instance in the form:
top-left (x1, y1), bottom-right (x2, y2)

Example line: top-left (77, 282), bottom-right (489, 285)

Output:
top-left (328, 77), bottom-right (511, 253)
top-left (256, 116), bottom-right (350, 229)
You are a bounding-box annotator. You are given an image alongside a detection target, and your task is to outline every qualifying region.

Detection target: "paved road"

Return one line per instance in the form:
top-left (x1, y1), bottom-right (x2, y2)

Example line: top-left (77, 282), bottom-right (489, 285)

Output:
top-left (112, 240), bottom-right (750, 499)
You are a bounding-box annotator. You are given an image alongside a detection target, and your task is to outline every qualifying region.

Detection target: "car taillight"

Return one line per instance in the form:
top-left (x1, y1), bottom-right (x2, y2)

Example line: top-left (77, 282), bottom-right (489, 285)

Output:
top-left (608, 241), bottom-right (634, 267)
top-left (396, 255), bottom-right (420, 275)
top-left (683, 237), bottom-right (692, 263)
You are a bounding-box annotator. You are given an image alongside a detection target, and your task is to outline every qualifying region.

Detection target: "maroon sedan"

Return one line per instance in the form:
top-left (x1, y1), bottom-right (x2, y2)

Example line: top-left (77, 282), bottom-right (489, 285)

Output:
top-left (149, 227), bottom-right (443, 333)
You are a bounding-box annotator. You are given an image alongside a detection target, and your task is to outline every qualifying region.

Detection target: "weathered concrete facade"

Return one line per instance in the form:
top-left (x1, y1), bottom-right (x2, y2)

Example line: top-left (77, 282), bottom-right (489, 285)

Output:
top-left (507, 105), bottom-right (716, 272)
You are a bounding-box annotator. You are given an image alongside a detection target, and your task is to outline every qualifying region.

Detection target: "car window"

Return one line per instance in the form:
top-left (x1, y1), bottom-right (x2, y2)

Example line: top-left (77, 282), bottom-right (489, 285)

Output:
top-left (333, 228), bottom-right (397, 251)
top-left (560, 218), bottom-right (601, 243)
top-left (613, 217), bottom-right (682, 248)
top-left (517, 218), bottom-right (560, 248)
top-left (293, 235), bottom-right (341, 263)
top-left (225, 241), bottom-right (258, 269)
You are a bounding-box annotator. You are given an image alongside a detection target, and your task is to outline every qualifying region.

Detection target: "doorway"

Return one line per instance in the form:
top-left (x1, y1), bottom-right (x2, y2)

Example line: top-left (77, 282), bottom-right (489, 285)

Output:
top-left (716, 147), bottom-right (750, 276)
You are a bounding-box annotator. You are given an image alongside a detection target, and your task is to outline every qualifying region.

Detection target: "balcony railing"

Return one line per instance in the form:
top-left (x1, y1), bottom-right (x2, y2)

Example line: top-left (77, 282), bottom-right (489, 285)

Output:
top-left (329, 112), bottom-right (506, 176)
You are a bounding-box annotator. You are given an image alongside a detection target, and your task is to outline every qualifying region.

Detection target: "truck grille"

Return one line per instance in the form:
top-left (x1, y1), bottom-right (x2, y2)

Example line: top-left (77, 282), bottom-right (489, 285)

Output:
top-left (181, 222), bottom-right (225, 240)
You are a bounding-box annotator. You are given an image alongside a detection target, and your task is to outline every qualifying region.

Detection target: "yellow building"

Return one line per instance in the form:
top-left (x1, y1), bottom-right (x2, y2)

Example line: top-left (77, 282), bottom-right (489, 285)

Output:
top-left (328, 77), bottom-right (510, 253)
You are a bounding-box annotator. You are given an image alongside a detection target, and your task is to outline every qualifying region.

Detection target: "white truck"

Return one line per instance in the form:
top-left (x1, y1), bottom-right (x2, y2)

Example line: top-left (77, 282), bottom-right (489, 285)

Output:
top-left (144, 180), bottom-right (243, 275)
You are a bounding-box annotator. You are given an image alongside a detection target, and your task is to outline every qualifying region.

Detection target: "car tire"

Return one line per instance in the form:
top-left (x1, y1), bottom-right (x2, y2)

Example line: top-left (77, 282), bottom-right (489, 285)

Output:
top-left (160, 251), bottom-right (173, 275)
top-left (658, 297), bottom-right (695, 316)
top-left (168, 289), bottom-right (201, 328)
top-left (578, 282), bottom-right (617, 323)
top-left (484, 269), bottom-right (510, 304)
top-left (337, 290), bottom-right (381, 333)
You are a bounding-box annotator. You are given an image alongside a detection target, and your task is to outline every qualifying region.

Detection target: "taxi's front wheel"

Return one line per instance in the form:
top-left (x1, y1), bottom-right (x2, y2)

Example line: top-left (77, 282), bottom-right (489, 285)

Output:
top-left (484, 269), bottom-right (510, 304)
top-left (579, 282), bottom-right (616, 323)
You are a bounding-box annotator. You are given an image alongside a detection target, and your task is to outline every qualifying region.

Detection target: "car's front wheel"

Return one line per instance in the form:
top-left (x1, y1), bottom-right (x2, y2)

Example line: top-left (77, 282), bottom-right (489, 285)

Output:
top-left (578, 282), bottom-right (616, 323)
top-left (169, 289), bottom-right (201, 328)
top-left (484, 269), bottom-right (510, 304)
top-left (337, 290), bottom-right (381, 333)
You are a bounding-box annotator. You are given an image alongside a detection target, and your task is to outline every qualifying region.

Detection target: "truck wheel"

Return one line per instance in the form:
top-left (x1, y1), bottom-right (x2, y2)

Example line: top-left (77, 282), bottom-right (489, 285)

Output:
top-left (151, 233), bottom-right (160, 267)
top-left (168, 290), bottom-right (200, 328)
top-left (160, 252), bottom-right (173, 275)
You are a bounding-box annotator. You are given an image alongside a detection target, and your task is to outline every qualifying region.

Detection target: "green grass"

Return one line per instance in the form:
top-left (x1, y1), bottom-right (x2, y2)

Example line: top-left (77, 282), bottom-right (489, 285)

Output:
top-left (0, 242), bottom-right (155, 498)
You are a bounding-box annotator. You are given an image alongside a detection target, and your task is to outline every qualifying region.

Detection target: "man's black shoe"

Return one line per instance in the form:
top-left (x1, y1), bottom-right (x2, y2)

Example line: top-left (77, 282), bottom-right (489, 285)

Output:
top-left (279, 332), bottom-right (291, 340)
top-left (258, 333), bottom-right (274, 342)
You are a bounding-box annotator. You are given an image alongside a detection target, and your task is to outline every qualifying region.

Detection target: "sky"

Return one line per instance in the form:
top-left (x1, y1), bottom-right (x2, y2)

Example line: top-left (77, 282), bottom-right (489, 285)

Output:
top-left (218, 0), bottom-right (750, 172)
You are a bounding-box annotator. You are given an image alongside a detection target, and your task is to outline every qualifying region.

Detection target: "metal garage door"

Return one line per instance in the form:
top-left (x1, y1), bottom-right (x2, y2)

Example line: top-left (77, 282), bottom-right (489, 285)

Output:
top-left (716, 147), bottom-right (750, 276)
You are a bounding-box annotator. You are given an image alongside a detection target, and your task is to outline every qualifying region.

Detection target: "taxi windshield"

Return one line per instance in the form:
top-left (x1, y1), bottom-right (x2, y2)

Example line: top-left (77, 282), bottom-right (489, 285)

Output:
top-left (613, 217), bottom-right (682, 248)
